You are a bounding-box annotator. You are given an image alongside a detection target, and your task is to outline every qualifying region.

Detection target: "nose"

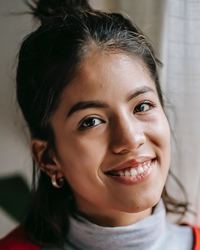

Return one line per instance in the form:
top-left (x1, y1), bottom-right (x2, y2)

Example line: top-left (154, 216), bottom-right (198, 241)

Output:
top-left (110, 114), bottom-right (146, 154)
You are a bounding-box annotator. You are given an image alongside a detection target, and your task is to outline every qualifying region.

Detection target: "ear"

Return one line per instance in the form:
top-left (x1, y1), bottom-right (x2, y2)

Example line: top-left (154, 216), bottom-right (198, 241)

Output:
top-left (30, 139), bottom-right (64, 179)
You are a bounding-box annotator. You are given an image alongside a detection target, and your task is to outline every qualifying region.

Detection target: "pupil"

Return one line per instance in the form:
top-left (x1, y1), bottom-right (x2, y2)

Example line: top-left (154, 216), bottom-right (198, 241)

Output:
top-left (86, 118), bottom-right (95, 126)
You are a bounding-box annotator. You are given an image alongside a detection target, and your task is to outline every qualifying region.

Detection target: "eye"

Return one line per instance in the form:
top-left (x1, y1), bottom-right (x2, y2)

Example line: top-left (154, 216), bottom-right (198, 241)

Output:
top-left (79, 117), bottom-right (104, 129)
top-left (134, 102), bottom-right (155, 113)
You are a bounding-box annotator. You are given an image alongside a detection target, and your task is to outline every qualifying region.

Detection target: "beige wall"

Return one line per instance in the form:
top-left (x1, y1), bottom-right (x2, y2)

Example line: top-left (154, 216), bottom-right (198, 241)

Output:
top-left (0, 0), bottom-right (33, 237)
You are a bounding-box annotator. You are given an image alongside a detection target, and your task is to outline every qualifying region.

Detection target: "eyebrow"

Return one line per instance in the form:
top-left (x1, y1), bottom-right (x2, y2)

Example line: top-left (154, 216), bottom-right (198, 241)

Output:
top-left (67, 86), bottom-right (155, 117)
top-left (67, 101), bottom-right (109, 117)
top-left (126, 86), bottom-right (155, 102)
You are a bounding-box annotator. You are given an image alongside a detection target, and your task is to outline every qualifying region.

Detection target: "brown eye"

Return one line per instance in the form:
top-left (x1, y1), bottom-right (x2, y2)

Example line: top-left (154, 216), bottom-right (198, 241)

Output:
top-left (80, 117), bottom-right (103, 129)
top-left (134, 102), bottom-right (155, 113)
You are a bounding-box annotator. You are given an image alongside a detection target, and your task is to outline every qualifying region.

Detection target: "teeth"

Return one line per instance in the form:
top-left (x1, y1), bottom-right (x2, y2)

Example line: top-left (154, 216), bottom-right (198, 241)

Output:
top-left (111, 160), bottom-right (151, 177)
top-left (137, 165), bottom-right (144, 174)
top-left (125, 170), bottom-right (131, 176)
top-left (130, 168), bottom-right (137, 176)
top-left (119, 171), bottom-right (124, 176)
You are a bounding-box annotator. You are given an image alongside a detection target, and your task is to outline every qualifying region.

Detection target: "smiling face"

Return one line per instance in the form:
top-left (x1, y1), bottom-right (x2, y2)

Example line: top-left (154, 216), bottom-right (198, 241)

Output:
top-left (49, 52), bottom-right (170, 226)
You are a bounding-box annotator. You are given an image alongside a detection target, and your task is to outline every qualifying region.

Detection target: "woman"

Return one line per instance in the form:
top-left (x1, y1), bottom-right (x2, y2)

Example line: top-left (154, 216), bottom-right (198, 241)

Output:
top-left (0, 0), bottom-right (200, 249)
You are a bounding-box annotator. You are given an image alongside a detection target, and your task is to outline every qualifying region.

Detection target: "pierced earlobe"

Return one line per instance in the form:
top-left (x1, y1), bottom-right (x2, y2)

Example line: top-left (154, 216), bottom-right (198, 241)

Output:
top-left (51, 173), bottom-right (64, 188)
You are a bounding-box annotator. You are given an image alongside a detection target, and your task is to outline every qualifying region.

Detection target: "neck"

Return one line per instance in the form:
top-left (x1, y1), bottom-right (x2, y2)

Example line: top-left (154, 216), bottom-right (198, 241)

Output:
top-left (74, 204), bottom-right (152, 227)
top-left (67, 200), bottom-right (170, 250)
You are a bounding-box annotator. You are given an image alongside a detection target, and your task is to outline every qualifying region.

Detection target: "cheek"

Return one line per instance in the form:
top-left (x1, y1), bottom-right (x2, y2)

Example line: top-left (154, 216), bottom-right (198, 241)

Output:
top-left (54, 135), bottom-right (110, 205)
top-left (143, 112), bottom-right (171, 167)
top-left (157, 114), bottom-right (171, 152)
top-left (55, 132), bottom-right (108, 177)
top-left (148, 112), bottom-right (170, 148)
top-left (152, 113), bottom-right (171, 171)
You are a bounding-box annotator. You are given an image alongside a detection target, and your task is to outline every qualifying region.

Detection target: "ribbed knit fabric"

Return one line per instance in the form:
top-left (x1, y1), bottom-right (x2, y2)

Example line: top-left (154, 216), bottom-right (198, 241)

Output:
top-left (44, 200), bottom-right (194, 250)
top-left (43, 200), bottom-right (194, 250)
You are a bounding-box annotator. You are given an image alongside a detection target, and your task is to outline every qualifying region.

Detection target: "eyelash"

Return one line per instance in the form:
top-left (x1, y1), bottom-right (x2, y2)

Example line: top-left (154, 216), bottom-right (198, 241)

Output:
top-left (79, 117), bottom-right (105, 129)
top-left (78, 101), bottom-right (155, 129)
top-left (133, 101), bottom-right (156, 114)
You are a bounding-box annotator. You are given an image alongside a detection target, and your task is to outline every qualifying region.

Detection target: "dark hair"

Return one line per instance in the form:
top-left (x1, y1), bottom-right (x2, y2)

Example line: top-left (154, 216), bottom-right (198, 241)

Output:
top-left (16, 0), bottom-right (188, 247)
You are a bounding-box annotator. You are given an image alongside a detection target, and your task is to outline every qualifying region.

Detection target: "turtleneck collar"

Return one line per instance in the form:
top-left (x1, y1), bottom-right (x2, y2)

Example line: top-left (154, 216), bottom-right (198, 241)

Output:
top-left (66, 200), bottom-right (166, 250)
top-left (42, 200), bottom-right (193, 250)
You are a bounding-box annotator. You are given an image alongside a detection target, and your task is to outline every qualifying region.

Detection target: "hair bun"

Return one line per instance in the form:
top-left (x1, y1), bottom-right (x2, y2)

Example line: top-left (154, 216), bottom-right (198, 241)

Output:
top-left (27, 0), bottom-right (92, 22)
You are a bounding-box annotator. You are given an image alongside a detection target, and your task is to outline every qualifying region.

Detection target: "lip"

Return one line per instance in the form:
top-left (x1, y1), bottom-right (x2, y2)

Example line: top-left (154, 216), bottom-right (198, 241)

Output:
top-left (106, 159), bottom-right (156, 185)
top-left (104, 156), bottom-right (156, 174)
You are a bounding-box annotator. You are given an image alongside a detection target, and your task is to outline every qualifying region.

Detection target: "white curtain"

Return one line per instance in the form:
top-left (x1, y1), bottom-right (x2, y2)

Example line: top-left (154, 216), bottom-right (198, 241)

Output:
top-left (163, 0), bottom-right (200, 225)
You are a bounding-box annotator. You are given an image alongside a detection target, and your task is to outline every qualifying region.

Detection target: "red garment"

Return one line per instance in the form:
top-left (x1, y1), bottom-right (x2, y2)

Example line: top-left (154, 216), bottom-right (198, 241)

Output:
top-left (0, 227), bottom-right (40, 250)
top-left (192, 226), bottom-right (200, 250)
top-left (1, 225), bottom-right (200, 249)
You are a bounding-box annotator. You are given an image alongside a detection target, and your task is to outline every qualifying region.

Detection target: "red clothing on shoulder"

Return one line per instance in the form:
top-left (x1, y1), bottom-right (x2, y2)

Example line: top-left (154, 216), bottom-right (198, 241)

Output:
top-left (1, 225), bottom-right (200, 249)
top-left (0, 227), bottom-right (40, 250)
top-left (192, 226), bottom-right (200, 250)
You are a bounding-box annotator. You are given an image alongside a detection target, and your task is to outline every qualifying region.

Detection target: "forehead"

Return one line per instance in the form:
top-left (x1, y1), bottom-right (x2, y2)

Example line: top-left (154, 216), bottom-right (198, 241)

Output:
top-left (61, 52), bottom-right (156, 103)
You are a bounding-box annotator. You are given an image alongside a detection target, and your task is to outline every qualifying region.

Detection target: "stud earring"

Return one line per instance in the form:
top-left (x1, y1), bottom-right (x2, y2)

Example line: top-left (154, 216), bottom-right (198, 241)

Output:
top-left (51, 174), bottom-right (64, 188)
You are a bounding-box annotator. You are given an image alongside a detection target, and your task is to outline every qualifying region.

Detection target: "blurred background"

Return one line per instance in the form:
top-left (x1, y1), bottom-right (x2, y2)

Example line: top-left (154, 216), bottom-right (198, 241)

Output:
top-left (1, 0), bottom-right (200, 238)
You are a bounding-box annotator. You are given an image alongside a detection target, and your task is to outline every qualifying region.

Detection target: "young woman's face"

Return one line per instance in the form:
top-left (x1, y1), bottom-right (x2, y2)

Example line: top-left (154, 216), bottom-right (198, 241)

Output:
top-left (51, 52), bottom-right (170, 225)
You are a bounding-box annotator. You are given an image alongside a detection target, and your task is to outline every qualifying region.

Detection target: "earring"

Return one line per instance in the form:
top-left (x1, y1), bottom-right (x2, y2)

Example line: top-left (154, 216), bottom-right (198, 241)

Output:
top-left (51, 174), bottom-right (64, 188)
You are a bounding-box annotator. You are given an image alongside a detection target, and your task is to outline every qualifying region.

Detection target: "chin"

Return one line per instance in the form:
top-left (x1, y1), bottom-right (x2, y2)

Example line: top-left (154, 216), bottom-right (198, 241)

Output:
top-left (119, 189), bottom-right (163, 213)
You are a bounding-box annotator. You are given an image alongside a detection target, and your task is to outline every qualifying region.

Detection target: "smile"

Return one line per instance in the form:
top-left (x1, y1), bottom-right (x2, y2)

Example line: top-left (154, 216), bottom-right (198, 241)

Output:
top-left (105, 158), bottom-right (156, 184)
top-left (107, 160), bottom-right (152, 177)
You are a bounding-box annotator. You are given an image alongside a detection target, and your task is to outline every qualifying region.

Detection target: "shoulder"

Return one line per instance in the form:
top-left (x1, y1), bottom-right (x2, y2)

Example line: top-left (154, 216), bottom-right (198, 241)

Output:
top-left (0, 226), bottom-right (41, 250)
top-left (190, 225), bottom-right (200, 250)
top-left (163, 223), bottom-right (193, 250)
top-left (177, 224), bottom-right (200, 250)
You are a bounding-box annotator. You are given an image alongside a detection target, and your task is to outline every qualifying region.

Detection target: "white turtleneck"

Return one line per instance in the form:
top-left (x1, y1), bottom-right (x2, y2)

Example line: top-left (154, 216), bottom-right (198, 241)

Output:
top-left (44, 200), bottom-right (194, 250)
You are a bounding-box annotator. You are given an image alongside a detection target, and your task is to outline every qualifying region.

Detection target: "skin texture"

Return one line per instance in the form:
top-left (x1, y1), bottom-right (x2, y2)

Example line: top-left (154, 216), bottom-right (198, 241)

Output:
top-left (32, 52), bottom-right (171, 227)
